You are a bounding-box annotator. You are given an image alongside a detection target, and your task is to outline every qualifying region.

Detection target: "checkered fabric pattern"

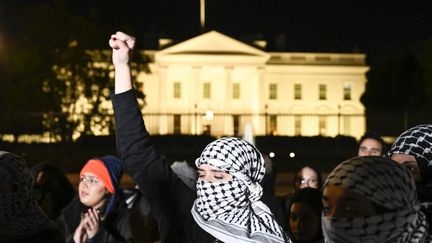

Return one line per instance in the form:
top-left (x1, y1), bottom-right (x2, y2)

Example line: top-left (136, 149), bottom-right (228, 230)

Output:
top-left (322, 156), bottom-right (431, 243)
top-left (389, 124), bottom-right (432, 182)
top-left (0, 151), bottom-right (50, 237)
top-left (192, 137), bottom-right (287, 243)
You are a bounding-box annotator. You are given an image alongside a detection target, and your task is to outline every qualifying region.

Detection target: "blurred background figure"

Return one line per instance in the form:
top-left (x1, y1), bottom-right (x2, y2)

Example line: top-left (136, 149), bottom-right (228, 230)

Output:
top-left (0, 151), bottom-right (65, 243)
top-left (286, 188), bottom-right (323, 243)
top-left (123, 184), bottom-right (159, 243)
top-left (322, 156), bottom-right (431, 242)
top-left (293, 166), bottom-right (322, 191)
top-left (357, 131), bottom-right (386, 157)
top-left (170, 160), bottom-right (197, 191)
top-left (123, 160), bottom-right (197, 242)
top-left (56, 155), bottom-right (133, 243)
top-left (30, 162), bottom-right (76, 220)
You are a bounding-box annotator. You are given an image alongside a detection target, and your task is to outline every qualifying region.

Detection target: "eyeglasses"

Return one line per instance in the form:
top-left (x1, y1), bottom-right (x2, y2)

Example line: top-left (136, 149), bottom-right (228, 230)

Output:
top-left (295, 177), bottom-right (318, 186)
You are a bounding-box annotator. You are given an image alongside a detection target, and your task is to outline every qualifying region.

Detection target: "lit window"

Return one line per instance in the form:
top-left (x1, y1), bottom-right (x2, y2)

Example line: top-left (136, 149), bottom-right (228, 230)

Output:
top-left (269, 84), bottom-right (277, 100)
top-left (173, 82), bottom-right (181, 98)
top-left (319, 84), bottom-right (327, 100)
top-left (294, 115), bottom-right (302, 136)
top-left (319, 116), bottom-right (327, 136)
top-left (173, 115), bottom-right (181, 134)
top-left (233, 115), bottom-right (240, 136)
top-left (294, 84), bottom-right (302, 100)
top-left (343, 83), bottom-right (351, 100)
top-left (203, 82), bottom-right (211, 99)
top-left (233, 83), bottom-right (240, 99)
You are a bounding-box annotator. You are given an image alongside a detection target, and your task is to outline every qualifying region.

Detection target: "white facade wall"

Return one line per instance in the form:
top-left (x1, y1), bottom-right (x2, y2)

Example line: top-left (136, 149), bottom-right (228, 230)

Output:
top-left (136, 31), bottom-right (368, 139)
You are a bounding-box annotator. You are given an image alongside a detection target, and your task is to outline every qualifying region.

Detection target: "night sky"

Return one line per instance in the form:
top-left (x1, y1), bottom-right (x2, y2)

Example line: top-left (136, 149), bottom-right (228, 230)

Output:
top-left (2, 0), bottom-right (432, 63)
top-left (86, 1), bottom-right (432, 51)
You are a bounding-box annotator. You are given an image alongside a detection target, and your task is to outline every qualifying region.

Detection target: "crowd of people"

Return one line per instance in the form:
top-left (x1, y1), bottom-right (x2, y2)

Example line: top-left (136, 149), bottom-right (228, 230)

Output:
top-left (0, 31), bottom-right (431, 242)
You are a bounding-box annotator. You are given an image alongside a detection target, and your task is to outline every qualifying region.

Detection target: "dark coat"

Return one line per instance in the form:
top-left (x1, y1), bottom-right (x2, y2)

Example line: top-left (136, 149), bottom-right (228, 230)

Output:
top-left (56, 198), bottom-right (132, 243)
top-left (111, 90), bottom-right (287, 243)
top-left (112, 90), bottom-right (216, 243)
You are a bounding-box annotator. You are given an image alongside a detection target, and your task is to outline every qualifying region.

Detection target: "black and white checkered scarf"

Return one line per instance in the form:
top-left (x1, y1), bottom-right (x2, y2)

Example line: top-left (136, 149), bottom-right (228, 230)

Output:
top-left (191, 137), bottom-right (287, 243)
top-left (389, 124), bottom-right (432, 184)
top-left (322, 156), bottom-right (431, 243)
top-left (0, 151), bottom-right (53, 239)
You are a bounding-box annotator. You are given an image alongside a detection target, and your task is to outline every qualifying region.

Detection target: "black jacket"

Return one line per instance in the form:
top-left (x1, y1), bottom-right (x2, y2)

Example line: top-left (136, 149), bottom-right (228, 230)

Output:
top-left (112, 90), bottom-right (216, 243)
top-left (56, 198), bottom-right (132, 243)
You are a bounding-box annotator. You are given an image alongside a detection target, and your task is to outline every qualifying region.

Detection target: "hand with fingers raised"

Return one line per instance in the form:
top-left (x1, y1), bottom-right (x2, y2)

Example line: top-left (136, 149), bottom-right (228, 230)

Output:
top-left (73, 208), bottom-right (101, 242)
top-left (73, 213), bottom-right (89, 243)
top-left (83, 208), bottom-right (101, 239)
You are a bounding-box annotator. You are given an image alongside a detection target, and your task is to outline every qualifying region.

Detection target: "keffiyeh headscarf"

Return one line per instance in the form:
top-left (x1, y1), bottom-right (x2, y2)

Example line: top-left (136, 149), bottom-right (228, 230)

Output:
top-left (191, 137), bottom-right (286, 243)
top-left (322, 156), bottom-right (431, 243)
top-left (0, 151), bottom-right (53, 239)
top-left (389, 124), bottom-right (432, 184)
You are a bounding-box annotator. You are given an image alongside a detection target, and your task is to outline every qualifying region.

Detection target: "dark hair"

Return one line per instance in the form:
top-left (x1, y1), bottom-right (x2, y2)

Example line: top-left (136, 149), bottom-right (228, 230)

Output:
top-left (30, 162), bottom-right (76, 219)
top-left (358, 131), bottom-right (386, 153)
top-left (287, 188), bottom-right (323, 243)
top-left (289, 188), bottom-right (323, 219)
top-left (292, 165), bottom-right (323, 190)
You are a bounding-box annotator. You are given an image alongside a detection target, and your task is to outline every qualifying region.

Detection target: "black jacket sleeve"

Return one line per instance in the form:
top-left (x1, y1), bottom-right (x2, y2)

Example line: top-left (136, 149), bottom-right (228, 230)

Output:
top-left (111, 90), bottom-right (200, 242)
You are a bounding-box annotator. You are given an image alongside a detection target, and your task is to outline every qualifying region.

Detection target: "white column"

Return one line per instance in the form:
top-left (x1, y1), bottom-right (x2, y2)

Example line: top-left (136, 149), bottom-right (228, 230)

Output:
top-left (255, 66), bottom-right (266, 135)
top-left (224, 66), bottom-right (233, 135)
top-left (192, 66), bottom-right (201, 134)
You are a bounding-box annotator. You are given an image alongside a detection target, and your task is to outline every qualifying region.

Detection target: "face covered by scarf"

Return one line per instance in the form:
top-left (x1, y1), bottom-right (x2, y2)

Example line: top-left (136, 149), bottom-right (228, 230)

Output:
top-left (192, 137), bottom-right (286, 243)
top-left (322, 156), bottom-right (431, 243)
top-left (388, 124), bottom-right (432, 201)
top-left (0, 151), bottom-right (51, 239)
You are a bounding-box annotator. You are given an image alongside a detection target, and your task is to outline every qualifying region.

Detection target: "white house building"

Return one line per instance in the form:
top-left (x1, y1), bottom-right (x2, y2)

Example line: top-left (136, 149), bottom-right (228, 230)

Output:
top-left (0, 31), bottom-right (369, 144)
top-left (132, 31), bottom-right (368, 139)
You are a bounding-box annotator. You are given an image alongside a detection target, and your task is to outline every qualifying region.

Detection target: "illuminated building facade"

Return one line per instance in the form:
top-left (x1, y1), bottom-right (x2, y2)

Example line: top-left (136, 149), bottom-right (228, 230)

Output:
top-left (136, 31), bottom-right (368, 139)
top-left (1, 31), bottom-right (368, 143)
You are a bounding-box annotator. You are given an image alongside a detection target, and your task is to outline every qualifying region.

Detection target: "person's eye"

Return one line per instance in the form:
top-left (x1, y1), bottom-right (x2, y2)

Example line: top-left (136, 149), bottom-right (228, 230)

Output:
top-left (80, 177), bottom-right (86, 182)
top-left (90, 178), bottom-right (98, 184)
top-left (322, 205), bottom-right (332, 216)
top-left (214, 175), bottom-right (225, 180)
top-left (404, 164), bottom-right (416, 172)
top-left (290, 214), bottom-right (298, 221)
top-left (198, 173), bottom-right (205, 178)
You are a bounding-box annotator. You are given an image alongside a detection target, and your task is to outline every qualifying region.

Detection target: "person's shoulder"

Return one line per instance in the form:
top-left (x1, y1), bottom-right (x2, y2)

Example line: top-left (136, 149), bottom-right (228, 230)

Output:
top-left (105, 198), bottom-right (132, 223)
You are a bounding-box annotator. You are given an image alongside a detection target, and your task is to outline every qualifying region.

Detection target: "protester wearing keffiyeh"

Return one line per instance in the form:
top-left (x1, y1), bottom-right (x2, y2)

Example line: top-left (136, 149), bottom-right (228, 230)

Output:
top-left (191, 137), bottom-right (287, 243)
top-left (0, 151), bottom-right (64, 242)
top-left (388, 124), bottom-right (432, 201)
top-left (322, 156), bottom-right (431, 243)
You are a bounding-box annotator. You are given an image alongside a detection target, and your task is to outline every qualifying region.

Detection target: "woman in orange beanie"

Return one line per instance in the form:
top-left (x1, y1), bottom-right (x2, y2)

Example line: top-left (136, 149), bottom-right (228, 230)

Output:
top-left (56, 155), bottom-right (133, 243)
